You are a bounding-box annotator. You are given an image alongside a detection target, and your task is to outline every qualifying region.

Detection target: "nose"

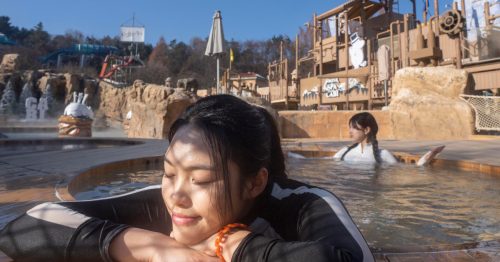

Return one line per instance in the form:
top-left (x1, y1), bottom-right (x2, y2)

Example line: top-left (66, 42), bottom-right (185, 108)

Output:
top-left (171, 191), bottom-right (190, 208)
top-left (170, 180), bottom-right (191, 208)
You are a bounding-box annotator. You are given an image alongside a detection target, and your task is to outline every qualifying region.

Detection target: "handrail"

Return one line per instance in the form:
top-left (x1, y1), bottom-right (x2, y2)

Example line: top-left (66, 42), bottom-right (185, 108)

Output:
top-left (428, 15), bottom-right (439, 36)
top-left (376, 29), bottom-right (391, 39)
top-left (298, 56), bottom-right (315, 63)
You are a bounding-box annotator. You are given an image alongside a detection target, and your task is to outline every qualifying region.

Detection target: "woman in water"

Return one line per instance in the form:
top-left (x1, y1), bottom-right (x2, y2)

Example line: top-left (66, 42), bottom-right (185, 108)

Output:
top-left (334, 112), bottom-right (397, 164)
top-left (0, 95), bottom-right (373, 262)
top-left (334, 112), bottom-right (444, 166)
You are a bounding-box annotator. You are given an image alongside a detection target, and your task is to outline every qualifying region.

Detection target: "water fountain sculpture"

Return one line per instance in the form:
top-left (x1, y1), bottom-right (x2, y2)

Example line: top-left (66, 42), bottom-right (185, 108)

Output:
top-left (24, 97), bottom-right (37, 121)
top-left (42, 84), bottom-right (54, 114)
top-left (37, 96), bottom-right (48, 120)
top-left (58, 92), bottom-right (93, 137)
top-left (19, 82), bottom-right (34, 114)
top-left (0, 81), bottom-right (16, 115)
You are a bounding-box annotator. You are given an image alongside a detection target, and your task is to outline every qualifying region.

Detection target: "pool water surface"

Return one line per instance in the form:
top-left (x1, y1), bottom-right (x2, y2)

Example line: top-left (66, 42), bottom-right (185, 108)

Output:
top-left (72, 156), bottom-right (500, 250)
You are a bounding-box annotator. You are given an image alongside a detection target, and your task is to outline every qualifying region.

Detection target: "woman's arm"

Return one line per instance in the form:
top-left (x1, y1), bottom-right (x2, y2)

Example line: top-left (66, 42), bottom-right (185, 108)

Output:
top-left (380, 149), bottom-right (398, 164)
top-left (0, 186), bottom-right (170, 261)
top-left (0, 202), bottom-right (130, 261)
top-left (110, 227), bottom-right (218, 262)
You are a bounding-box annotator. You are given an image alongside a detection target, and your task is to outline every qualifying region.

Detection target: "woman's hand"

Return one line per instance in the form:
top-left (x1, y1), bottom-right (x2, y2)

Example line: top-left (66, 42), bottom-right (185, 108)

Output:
top-left (188, 229), bottom-right (251, 262)
top-left (110, 227), bottom-right (218, 262)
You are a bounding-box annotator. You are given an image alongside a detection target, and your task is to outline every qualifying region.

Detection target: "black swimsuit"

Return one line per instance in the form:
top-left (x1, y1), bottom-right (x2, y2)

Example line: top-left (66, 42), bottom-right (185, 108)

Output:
top-left (0, 178), bottom-right (374, 262)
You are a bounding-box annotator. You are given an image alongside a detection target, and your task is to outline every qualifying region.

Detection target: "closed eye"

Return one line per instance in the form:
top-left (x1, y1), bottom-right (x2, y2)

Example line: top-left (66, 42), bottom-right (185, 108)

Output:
top-left (191, 177), bottom-right (216, 185)
top-left (192, 179), bottom-right (213, 185)
top-left (164, 172), bottom-right (175, 178)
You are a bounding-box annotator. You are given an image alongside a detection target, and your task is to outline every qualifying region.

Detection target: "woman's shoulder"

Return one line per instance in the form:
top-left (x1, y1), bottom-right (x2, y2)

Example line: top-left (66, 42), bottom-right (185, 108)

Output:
top-left (270, 178), bottom-right (342, 204)
top-left (333, 145), bottom-right (350, 158)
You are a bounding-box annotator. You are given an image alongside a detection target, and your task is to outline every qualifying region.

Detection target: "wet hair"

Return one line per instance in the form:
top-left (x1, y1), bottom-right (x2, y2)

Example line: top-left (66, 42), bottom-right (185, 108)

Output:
top-left (168, 94), bottom-right (287, 217)
top-left (341, 112), bottom-right (382, 163)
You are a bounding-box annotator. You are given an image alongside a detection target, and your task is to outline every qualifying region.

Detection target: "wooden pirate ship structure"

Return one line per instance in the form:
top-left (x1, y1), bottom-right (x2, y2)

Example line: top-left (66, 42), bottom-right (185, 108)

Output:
top-left (260, 0), bottom-right (500, 110)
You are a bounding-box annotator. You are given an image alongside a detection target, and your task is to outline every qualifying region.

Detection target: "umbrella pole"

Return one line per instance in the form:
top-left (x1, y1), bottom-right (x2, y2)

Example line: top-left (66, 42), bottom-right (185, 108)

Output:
top-left (217, 58), bottom-right (220, 94)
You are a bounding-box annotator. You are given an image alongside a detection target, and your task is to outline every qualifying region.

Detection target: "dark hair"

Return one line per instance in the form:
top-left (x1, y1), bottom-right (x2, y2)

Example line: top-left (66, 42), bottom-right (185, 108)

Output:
top-left (341, 112), bottom-right (381, 163)
top-left (168, 94), bottom-right (286, 217)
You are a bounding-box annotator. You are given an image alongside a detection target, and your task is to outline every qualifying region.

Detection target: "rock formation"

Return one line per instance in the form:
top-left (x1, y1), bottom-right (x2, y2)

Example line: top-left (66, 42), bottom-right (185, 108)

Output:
top-left (0, 54), bottom-right (19, 73)
top-left (388, 66), bottom-right (474, 140)
top-left (177, 78), bottom-right (199, 96)
top-left (98, 80), bottom-right (195, 139)
top-left (37, 73), bottom-right (67, 115)
top-left (97, 80), bottom-right (128, 126)
top-left (127, 80), bottom-right (194, 139)
top-left (64, 73), bottom-right (81, 104)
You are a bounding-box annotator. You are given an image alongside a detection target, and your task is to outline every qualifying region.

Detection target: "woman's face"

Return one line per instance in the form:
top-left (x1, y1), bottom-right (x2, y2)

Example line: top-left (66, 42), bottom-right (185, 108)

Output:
top-left (349, 122), bottom-right (370, 143)
top-left (162, 125), bottom-right (251, 245)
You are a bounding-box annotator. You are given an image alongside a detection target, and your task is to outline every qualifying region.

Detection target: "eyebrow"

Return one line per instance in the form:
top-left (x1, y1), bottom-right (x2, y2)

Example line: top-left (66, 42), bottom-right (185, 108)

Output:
top-left (164, 155), bottom-right (215, 171)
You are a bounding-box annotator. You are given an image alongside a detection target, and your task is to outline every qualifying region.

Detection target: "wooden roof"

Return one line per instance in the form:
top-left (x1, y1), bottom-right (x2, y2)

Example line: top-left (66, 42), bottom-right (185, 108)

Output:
top-left (317, 0), bottom-right (385, 21)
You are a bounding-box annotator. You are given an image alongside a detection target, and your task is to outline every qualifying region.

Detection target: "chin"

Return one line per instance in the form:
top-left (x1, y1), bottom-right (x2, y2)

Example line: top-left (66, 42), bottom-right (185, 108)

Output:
top-left (172, 230), bottom-right (207, 246)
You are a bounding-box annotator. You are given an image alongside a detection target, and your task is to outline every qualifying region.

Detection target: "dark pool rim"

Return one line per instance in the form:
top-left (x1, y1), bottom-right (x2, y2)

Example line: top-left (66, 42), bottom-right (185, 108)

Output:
top-left (56, 152), bottom-right (500, 254)
top-left (0, 126), bottom-right (58, 133)
top-left (0, 137), bottom-right (145, 147)
top-left (56, 155), bottom-right (163, 201)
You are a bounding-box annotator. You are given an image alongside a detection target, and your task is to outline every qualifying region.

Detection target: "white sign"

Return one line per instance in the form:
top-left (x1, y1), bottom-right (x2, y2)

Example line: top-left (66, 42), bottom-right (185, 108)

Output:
top-left (120, 27), bottom-right (145, 43)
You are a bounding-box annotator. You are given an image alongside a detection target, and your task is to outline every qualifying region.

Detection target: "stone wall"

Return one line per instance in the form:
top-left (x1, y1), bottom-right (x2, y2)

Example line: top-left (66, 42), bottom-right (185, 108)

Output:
top-left (279, 67), bottom-right (474, 140)
top-left (279, 110), bottom-right (394, 139)
top-left (98, 80), bottom-right (194, 139)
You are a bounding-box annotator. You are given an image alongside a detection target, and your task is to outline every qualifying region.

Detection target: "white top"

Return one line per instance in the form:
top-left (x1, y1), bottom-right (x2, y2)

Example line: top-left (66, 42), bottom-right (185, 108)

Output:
top-left (333, 143), bottom-right (398, 164)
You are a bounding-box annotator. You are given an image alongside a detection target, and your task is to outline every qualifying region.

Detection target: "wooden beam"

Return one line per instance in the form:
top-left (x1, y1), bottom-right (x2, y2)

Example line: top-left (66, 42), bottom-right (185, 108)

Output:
top-left (318, 67), bottom-right (370, 78)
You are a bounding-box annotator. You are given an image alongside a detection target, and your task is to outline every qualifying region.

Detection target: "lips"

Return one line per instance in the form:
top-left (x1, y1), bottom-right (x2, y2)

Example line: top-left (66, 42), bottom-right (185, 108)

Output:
top-left (171, 213), bottom-right (201, 226)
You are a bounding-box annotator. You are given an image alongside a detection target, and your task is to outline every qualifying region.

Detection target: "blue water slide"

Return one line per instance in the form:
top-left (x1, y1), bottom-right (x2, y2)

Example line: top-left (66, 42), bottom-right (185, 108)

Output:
top-left (40, 44), bottom-right (119, 64)
top-left (0, 33), bottom-right (16, 45)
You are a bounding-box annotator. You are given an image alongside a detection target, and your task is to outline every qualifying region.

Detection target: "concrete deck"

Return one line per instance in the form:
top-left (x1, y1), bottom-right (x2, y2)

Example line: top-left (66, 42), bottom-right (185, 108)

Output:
top-left (0, 136), bottom-right (499, 261)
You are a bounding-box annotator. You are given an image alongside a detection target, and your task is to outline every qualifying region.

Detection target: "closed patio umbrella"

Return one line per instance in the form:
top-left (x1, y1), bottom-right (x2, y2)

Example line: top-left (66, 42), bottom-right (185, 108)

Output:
top-left (205, 10), bottom-right (226, 94)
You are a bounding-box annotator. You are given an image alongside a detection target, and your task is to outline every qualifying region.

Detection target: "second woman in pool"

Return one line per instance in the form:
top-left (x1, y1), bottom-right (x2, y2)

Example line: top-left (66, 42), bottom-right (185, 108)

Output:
top-left (334, 112), bottom-right (444, 166)
top-left (334, 112), bottom-right (398, 164)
